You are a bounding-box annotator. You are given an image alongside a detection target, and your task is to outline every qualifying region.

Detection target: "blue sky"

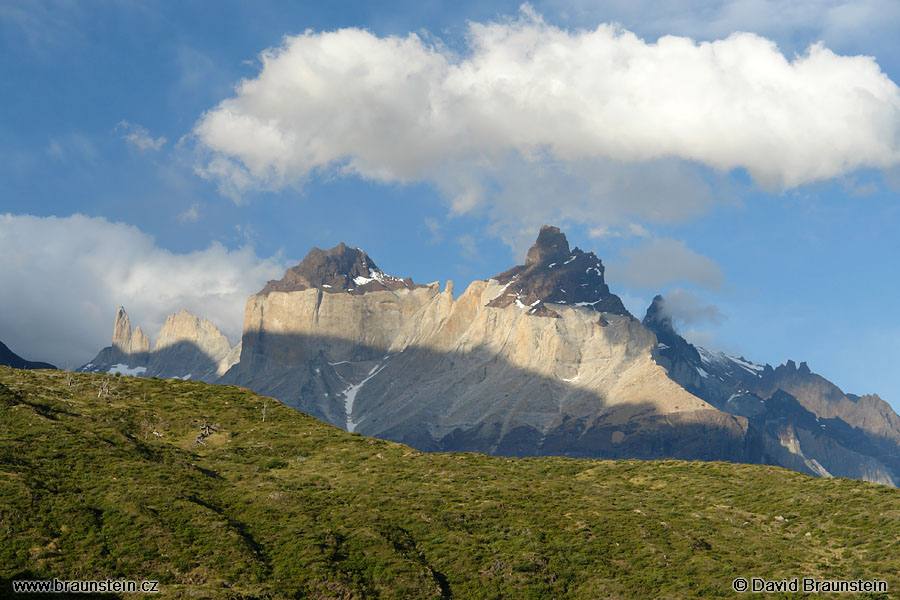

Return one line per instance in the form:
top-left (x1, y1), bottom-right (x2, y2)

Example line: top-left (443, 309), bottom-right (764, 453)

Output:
top-left (2, 1), bottom-right (900, 407)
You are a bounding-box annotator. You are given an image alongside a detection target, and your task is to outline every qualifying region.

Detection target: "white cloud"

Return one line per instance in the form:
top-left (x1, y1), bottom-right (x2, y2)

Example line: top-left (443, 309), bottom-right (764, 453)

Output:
top-left (117, 120), bottom-right (166, 152)
top-left (193, 6), bottom-right (900, 220)
top-left (589, 222), bottom-right (651, 239)
top-left (656, 287), bottom-right (726, 326)
top-left (607, 238), bottom-right (725, 290)
top-left (0, 214), bottom-right (286, 368)
top-left (179, 202), bottom-right (201, 223)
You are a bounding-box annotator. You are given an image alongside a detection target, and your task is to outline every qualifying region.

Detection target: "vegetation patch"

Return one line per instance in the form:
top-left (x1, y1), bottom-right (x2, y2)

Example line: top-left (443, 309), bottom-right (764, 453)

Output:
top-left (0, 367), bottom-right (896, 599)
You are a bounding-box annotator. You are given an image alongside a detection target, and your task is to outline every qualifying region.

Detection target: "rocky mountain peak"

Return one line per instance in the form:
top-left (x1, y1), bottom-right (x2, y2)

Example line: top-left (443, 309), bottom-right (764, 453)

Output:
top-left (643, 295), bottom-right (675, 334)
top-left (112, 306), bottom-right (132, 353)
top-left (80, 306), bottom-right (240, 382)
top-left (131, 326), bottom-right (151, 354)
top-left (642, 295), bottom-right (701, 366)
top-left (260, 242), bottom-right (423, 296)
top-left (154, 309), bottom-right (228, 352)
top-left (774, 359), bottom-right (812, 377)
top-left (487, 225), bottom-right (630, 318)
top-left (111, 307), bottom-right (150, 355)
top-left (525, 225), bottom-right (571, 266)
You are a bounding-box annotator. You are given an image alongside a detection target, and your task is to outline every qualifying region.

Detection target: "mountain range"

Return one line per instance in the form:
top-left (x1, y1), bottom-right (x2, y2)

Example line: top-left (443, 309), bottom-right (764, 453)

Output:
top-left (78, 226), bottom-right (900, 485)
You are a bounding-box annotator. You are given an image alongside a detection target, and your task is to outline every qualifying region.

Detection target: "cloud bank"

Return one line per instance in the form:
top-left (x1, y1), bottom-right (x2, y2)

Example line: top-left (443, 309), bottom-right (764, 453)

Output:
top-left (194, 7), bottom-right (900, 218)
top-left (607, 238), bottom-right (725, 291)
top-left (0, 214), bottom-right (285, 367)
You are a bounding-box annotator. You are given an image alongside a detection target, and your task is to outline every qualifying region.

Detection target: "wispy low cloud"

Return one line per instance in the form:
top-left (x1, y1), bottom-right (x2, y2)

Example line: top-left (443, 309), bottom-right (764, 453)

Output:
top-left (457, 234), bottom-right (480, 260)
top-left (0, 214), bottom-right (286, 368)
top-left (192, 6), bottom-right (900, 226)
top-left (655, 287), bottom-right (726, 326)
top-left (589, 223), bottom-right (651, 239)
top-left (117, 120), bottom-right (166, 152)
top-left (178, 202), bottom-right (201, 223)
top-left (607, 238), bottom-right (725, 291)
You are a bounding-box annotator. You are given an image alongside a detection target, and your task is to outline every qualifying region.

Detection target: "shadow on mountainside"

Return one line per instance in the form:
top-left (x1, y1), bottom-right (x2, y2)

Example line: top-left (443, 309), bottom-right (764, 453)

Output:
top-left (82, 330), bottom-right (900, 483)
top-left (218, 330), bottom-right (771, 467)
top-left (81, 340), bottom-right (225, 383)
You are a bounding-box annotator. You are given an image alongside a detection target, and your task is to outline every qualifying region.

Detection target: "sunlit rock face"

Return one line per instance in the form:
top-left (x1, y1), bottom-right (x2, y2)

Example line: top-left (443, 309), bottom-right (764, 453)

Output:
top-left (222, 227), bottom-right (756, 463)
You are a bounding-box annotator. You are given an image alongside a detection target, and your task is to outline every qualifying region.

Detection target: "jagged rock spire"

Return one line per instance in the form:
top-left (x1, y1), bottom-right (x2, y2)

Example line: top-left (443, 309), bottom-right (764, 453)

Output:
top-left (112, 306), bottom-right (132, 353)
top-left (643, 295), bottom-right (674, 334)
top-left (111, 307), bottom-right (150, 355)
top-left (525, 225), bottom-right (571, 266)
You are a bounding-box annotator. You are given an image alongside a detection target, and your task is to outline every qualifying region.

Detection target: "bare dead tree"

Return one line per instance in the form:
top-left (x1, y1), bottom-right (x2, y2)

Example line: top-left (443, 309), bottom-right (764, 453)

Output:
top-left (194, 422), bottom-right (219, 445)
top-left (97, 376), bottom-right (112, 399)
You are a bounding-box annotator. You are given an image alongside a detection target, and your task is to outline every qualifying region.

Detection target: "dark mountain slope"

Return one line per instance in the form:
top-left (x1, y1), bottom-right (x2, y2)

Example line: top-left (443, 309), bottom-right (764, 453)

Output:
top-left (0, 339), bottom-right (55, 370)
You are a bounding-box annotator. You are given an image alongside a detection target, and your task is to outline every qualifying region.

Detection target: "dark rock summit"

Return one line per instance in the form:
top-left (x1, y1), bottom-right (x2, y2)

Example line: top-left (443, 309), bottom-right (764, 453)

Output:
top-left (487, 225), bottom-right (630, 317)
top-left (260, 242), bottom-right (424, 296)
top-left (0, 340), bottom-right (56, 370)
top-left (643, 295), bottom-right (702, 365)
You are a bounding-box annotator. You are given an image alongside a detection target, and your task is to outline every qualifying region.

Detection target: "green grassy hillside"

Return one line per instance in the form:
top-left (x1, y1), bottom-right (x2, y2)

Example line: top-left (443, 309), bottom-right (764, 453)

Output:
top-left (1, 366), bottom-right (897, 599)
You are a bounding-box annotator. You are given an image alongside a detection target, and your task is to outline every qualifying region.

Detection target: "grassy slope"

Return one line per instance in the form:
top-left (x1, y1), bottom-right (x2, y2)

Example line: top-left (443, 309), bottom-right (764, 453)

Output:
top-left (1, 366), bottom-right (898, 599)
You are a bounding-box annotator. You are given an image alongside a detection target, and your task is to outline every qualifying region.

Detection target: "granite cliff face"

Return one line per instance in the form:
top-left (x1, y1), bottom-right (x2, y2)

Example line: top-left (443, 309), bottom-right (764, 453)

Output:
top-left (79, 307), bottom-right (239, 382)
top-left (643, 294), bottom-right (900, 485)
top-left (220, 229), bottom-right (758, 462)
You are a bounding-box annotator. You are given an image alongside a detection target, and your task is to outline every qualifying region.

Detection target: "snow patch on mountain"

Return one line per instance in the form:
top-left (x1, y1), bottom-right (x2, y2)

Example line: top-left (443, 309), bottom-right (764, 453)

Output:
top-left (107, 364), bottom-right (147, 376)
top-left (343, 363), bottom-right (387, 433)
top-left (697, 346), bottom-right (763, 376)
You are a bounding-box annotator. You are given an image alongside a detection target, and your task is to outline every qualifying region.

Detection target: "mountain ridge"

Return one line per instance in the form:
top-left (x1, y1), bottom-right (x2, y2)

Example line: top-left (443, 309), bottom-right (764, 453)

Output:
top-left (642, 293), bottom-right (900, 485)
top-left (0, 340), bottom-right (56, 370)
top-left (79, 307), bottom-right (239, 382)
top-left (75, 226), bottom-right (900, 487)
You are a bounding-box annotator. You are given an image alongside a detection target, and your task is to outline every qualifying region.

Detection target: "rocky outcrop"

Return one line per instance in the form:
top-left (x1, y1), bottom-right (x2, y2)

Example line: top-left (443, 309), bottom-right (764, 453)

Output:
top-left (78, 308), bottom-right (239, 382)
top-left (112, 306), bottom-right (151, 356)
top-left (260, 243), bottom-right (426, 296)
top-left (486, 225), bottom-right (630, 317)
top-left (0, 340), bottom-right (56, 370)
